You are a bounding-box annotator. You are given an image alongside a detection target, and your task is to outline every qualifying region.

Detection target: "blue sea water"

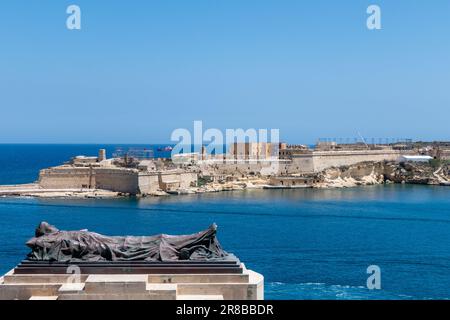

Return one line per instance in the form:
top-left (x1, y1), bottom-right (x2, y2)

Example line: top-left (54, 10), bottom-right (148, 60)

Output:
top-left (0, 144), bottom-right (449, 300)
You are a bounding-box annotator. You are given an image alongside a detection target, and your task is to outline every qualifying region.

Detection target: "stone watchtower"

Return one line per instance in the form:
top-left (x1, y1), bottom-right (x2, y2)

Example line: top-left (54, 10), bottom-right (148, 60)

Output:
top-left (98, 149), bottom-right (106, 162)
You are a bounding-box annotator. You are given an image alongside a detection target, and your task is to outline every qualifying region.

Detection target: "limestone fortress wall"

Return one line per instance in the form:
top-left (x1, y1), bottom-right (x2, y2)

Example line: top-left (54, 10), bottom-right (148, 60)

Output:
top-left (38, 167), bottom-right (94, 189)
top-left (95, 168), bottom-right (140, 194)
top-left (38, 166), bottom-right (197, 195)
top-left (200, 149), bottom-right (404, 177)
top-left (310, 149), bottom-right (402, 172)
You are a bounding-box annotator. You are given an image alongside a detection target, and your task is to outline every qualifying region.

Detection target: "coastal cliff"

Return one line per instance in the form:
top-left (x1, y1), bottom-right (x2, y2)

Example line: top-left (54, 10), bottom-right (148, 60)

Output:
top-left (315, 161), bottom-right (449, 188)
top-left (316, 161), bottom-right (385, 188)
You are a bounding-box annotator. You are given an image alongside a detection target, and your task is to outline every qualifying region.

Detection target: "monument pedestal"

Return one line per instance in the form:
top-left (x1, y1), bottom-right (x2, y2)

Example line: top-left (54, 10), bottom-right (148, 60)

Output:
top-left (0, 263), bottom-right (263, 300)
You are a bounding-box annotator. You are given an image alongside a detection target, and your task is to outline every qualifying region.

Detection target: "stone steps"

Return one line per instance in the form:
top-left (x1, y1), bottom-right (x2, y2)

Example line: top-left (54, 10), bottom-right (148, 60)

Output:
top-left (0, 283), bottom-right (61, 300)
top-left (58, 293), bottom-right (176, 300)
top-left (148, 273), bottom-right (249, 284)
top-left (84, 275), bottom-right (148, 294)
top-left (57, 275), bottom-right (178, 299)
top-left (177, 283), bottom-right (249, 300)
top-left (1, 267), bottom-right (264, 300)
top-left (58, 282), bottom-right (85, 294)
top-left (4, 273), bottom-right (249, 284)
top-left (3, 274), bottom-right (89, 284)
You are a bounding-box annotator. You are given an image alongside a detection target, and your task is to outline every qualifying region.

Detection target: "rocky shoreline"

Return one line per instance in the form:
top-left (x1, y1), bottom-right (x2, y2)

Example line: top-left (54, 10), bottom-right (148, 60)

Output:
top-left (315, 160), bottom-right (449, 188)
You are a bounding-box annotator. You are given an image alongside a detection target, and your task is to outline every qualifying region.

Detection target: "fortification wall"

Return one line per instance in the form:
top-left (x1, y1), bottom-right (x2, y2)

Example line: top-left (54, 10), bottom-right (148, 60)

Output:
top-left (159, 172), bottom-right (198, 188)
top-left (39, 165), bottom-right (197, 195)
top-left (312, 150), bottom-right (402, 172)
top-left (282, 156), bottom-right (314, 174)
top-left (38, 168), bottom-right (94, 189)
top-left (178, 172), bottom-right (198, 188)
top-left (199, 161), bottom-right (279, 177)
top-left (440, 149), bottom-right (450, 160)
top-left (137, 173), bottom-right (160, 194)
top-left (198, 151), bottom-right (398, 176)
top-left (95, 168), bottom-right (139, 194)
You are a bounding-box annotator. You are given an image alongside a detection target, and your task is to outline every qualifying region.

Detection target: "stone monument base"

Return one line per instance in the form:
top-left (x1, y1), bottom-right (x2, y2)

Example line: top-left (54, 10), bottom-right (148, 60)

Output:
top-left (0, 263), bottom-right (263, 300)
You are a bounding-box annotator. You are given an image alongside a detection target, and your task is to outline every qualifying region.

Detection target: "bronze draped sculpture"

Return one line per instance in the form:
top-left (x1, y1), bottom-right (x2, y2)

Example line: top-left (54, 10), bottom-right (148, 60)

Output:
top-left (25, 222), bottom-right (229, 262)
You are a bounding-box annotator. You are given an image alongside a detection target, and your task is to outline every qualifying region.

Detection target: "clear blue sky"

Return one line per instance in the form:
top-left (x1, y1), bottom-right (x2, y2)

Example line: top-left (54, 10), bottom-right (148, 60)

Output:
top-left (0, 0), bottom-right (449, 144)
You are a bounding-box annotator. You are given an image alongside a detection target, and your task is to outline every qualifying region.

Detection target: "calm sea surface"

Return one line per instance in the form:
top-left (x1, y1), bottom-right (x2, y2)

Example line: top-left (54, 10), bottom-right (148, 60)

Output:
top-left (0, 144), bottom-right (449, 299)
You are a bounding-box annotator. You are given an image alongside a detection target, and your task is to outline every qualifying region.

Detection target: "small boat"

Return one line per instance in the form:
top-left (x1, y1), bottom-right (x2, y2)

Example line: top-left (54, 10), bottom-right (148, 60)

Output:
top-left (157, 146), bottom-right (173, 152)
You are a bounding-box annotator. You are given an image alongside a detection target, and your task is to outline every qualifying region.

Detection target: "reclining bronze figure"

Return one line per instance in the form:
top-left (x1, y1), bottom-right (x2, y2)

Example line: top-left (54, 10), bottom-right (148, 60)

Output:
top-left (26, 222), bottom-right (229, 262)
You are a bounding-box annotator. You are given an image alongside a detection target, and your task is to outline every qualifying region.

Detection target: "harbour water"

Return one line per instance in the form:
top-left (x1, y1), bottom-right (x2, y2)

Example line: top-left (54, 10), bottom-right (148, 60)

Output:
top-left (0, 144), bottom-right (449, 299)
